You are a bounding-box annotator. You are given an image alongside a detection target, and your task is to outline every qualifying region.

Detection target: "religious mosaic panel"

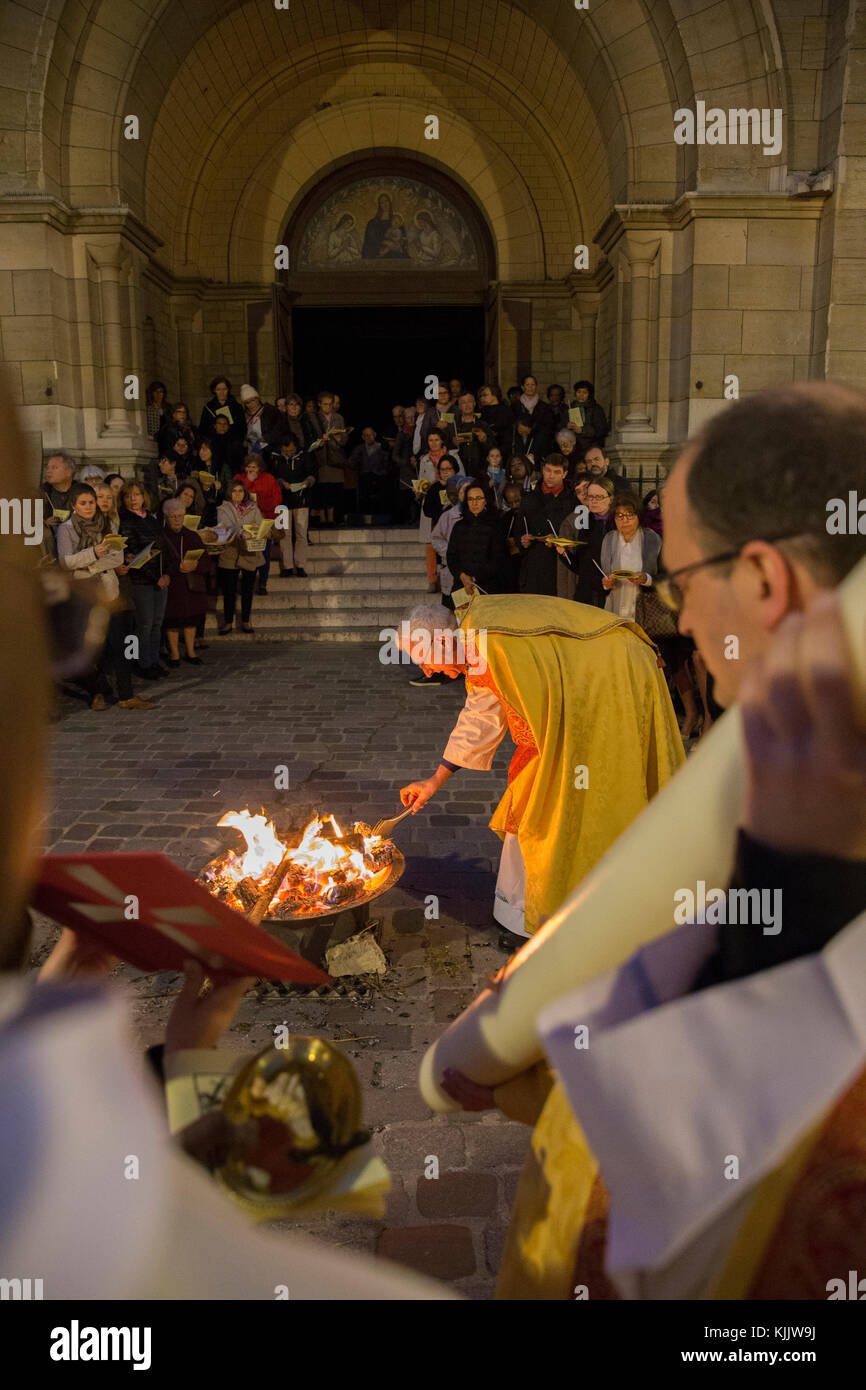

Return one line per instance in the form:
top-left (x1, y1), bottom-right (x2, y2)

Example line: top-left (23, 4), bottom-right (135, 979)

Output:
top-left (296, 175), bottom-right (479, 269)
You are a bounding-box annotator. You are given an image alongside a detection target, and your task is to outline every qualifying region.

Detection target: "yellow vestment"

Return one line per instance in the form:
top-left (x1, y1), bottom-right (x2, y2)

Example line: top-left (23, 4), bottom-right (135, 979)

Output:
top-left (460, 594), bottom-right (685, 935)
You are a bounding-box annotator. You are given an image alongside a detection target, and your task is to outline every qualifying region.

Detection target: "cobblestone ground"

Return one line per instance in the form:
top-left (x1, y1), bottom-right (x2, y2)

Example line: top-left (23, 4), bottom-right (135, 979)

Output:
top-left (32, 640), bottom-right (526, 1299)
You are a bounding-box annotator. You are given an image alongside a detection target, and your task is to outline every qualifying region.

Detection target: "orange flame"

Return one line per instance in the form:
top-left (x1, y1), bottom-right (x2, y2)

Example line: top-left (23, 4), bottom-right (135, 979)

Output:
top-left (215, 809), bottom-right (390, 906)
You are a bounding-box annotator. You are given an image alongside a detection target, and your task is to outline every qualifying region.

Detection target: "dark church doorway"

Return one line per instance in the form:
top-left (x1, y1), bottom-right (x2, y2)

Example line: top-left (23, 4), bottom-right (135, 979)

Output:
top-left (291, 304), bottom-right (485, 431)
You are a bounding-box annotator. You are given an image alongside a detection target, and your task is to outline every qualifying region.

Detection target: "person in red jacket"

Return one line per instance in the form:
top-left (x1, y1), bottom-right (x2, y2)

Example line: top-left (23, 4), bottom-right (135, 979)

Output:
top-left (234, 456), bottom-right (282, 594)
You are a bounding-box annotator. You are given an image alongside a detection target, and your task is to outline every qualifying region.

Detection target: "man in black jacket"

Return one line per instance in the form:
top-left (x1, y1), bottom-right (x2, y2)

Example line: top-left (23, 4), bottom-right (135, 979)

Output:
top-left (518, 455), bottom-right (576, 595)
top-left (478, 384), bottom-right (515, 454)
top-left (272, 435), bottom-right (316, 577)
top-left (582, 444), bottom-right (629, 494)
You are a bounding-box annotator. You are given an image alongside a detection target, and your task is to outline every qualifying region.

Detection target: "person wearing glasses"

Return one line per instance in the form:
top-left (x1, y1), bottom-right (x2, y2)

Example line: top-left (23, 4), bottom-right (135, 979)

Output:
top-left (600, 493), bottom-right (660, 619)
top-left (555, 475), bottom-right (615, 606)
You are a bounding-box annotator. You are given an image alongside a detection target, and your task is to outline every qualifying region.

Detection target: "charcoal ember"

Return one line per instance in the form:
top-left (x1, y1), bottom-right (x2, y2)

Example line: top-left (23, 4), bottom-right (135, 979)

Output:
top-left (354, 822), bottom-right (372, 839)
top-left (334, 832), bottom-right (365, 854)
top-left (322, 883), bottom-right (352, 907)
top-left (364, 843), bottom-right (393, 871)
top-left (235, 877), bottom-right (260, 911)
top-left (331, 870), bottom-right (348, 884)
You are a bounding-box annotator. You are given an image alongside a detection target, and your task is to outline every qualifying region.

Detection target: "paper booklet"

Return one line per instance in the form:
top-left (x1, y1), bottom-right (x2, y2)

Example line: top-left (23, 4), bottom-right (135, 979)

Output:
top-left (183, 547), bottom-right (204, 562)
top-left (569, 406), bottom-right (585, 426)
top-left (163, 1047), bottom-right (390, 1221)
top-left (195, 470), bottom-right (217, 487)
top-left (242, 518), bottom-right (275, 540)
top-left (103, 533), bottom-right (126, 550)
top-left (183, 514), bottom-right (201, 530)
top-left (287, 481), bottom-right (307, 492)
top-left (128, 542), bottom-right (155, 569)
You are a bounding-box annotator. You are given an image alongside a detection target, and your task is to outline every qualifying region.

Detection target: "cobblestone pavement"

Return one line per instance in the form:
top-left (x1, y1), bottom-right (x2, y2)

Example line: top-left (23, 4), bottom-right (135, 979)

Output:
top-left (33, 640), bottom-right (526, 1299)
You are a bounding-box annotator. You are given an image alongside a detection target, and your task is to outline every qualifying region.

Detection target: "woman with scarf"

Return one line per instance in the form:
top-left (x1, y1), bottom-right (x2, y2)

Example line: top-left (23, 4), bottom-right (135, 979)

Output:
top-left (556, 474), bottom-right (615, 607)
top-left (235, 456), bottom-right (281, 595)
top-left (160, 497), bottom-right (214, 666)
top-left (56, 485), bottom-right (154, 710)
top-left (600, 492), bottom-right (661, 620)
top-left (510, 373), bottom-right (555, 465)
top-left (419, 428), bottom-right (461, 593)
top-left (446, 484), bottom-right (508, 598)
top-left (119, 480), bottom-right (171, 682)
top-left (216, 478), bottom-right (264, 634)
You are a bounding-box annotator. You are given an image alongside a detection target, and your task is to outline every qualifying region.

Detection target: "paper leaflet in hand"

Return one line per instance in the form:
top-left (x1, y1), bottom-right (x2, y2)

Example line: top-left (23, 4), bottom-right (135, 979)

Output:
top-left (182, 514), bottom-right (201, 530)
top-left (183, 547), bottom-right (205, 562)
top-left (128, 542), bottom-right (155, 570)
top-left (32, 852), bottom-right (329, 983)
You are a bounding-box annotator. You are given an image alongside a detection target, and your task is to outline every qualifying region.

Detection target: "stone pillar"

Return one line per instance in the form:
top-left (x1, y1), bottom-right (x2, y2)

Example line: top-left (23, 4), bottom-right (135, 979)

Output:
top-left (569, 285), bottom-right (600, 382)
top-left (620, 237), bottom-right (660, 432)
top-left (87, 241), bottom-right (134, 437)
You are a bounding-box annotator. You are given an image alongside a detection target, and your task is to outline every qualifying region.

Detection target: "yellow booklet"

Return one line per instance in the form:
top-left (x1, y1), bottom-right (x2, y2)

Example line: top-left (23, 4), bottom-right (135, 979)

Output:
top-left (569, 406), bottom-right (585, 426)
top-left (183, 547), bottom-right (205, 562)
top-left (53, 509), bottom-right (70, 521)
top-left (128, 543), bottom-right (155, 570)
top-left (103, 533), bottom-right (126, 550)
top-left (442, 412), bottom-right (455, 425)
top-left (242, 518), bottom-right (275, 540)
top-left (195, 471), bottom-right (216, 487)
top-left (183, 514), bottom-right (201, 530)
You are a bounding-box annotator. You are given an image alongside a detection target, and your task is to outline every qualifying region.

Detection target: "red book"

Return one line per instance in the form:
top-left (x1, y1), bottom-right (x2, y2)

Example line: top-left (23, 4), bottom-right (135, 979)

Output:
top-left (33, 853), bottom-right (329, 985)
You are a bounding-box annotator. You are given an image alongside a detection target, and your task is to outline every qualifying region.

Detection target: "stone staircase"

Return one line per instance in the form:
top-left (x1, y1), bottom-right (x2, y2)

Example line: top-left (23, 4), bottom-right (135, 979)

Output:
top-left (205, 525), bottom-right (431, 642)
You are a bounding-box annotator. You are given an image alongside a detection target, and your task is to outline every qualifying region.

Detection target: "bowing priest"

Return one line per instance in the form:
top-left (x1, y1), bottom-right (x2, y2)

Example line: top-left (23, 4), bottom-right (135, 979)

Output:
top-left (398, 593), bottom-right (685, 939)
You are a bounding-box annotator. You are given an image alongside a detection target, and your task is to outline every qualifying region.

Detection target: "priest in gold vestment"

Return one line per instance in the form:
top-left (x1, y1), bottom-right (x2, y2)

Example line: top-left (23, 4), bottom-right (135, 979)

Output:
top-left (398, 593), bottom-right (686, 939)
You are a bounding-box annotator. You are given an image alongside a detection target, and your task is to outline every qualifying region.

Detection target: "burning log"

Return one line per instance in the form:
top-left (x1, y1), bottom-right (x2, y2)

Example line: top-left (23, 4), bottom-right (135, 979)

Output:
top-left (197, 808), bottom-right (399, 921)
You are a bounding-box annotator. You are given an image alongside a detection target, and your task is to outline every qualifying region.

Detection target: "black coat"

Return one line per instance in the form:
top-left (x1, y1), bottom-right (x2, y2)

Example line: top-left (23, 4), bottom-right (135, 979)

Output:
top-left (480, 402), bottom-right (517, 454)
top-left (273, 448), bottom-right (317, 509)
top-left (511, 400), bottom-right (556, 461)
top-left (570, 398), bottom-right (609, 452)
top-left (446, 511), bottom-right (507, 593)
top-left (209, 434), bottom-right (247, 489)
top-left (559, 513), bottom-right (614, 606)
top-left (199, 395), bottom-right (246, 442)
top-left (118, 507), bottom-right (165, 586)
top-left (518, 486), bottom-right (577, 595)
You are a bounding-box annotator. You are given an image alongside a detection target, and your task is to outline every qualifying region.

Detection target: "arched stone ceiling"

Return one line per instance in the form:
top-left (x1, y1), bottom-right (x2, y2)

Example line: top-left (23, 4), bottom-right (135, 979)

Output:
top-left (16, 0), bottom-right (799, 251)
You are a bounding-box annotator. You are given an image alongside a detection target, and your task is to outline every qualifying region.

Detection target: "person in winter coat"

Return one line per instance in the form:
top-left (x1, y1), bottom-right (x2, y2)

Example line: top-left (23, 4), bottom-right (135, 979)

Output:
top-left (600, 493), bottom-right (661, 621)
top-left (209, 415), bottom-right (247, 489)
top-left (422, 452), bottom-right (460, 529)
top-left (157, 402), bottom-right (196, 457)
top-left (118, 480), bottom-right (171, 681)
top-left (478, 384), bottom-right (516, 456)
top-left (238, 384), bottom-right (283, 455)
top-left (159, 497), bottom-right (215, 666)
top-left (199, 376), bottom-right (246, 443)
top-left (235, 456), bottom-right (281, 595)
top-left (216, 480), bottom-right (264, 634)
top-left (188, 439), bottom-right (221, 525)
top-left (518, 455), bottom-right (576, 595)
top-left (57, 485), bottom-right (153, 710)
top-left (308, 390), bottom-right (349, 526)
top-left (510, 373), bottom-right (556, 465)
top-left (271, 435), bottom-right (316, 577)
top-left (556, 475), bottom-right (615, 607)
top-left (419, 430), bottom-right (462, 591)
top-left (430, 475), bottom-right (473, 610)
top-left (446, 484), bottom-right (508, 597)
top-left (570, 380), bottom-right (609, 454)
top-left (497, 483), bottom-right (525, 593)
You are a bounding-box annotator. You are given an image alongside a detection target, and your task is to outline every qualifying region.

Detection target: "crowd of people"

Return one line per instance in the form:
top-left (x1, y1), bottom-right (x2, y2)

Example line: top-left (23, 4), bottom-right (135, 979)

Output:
top-left (41, 370), bottom-right (715, 730)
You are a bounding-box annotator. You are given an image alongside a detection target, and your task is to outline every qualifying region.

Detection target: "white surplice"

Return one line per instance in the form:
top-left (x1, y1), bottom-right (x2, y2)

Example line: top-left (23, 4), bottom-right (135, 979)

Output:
top-left (537, 911), bottom-right (866, 1298)
top-left (442, 683), bottom-right (530, 938)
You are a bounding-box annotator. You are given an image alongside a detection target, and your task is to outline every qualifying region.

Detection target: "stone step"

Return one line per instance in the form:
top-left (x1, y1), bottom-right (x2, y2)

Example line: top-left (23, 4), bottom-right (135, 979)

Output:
top-left (265, 574), bottom-right (427, 593)
top-left (206, 627), bottom-right (385, 643)
top-left (308, 527), bottom-right (418, 545)
top-left (206, 609), bottom-right (409, 631)
top-left (302, 558), bottom-right (427, 576)
top-left (251, 589), bottom-right (429, 611)
top-left (301, 542), bottom-right (424, 560)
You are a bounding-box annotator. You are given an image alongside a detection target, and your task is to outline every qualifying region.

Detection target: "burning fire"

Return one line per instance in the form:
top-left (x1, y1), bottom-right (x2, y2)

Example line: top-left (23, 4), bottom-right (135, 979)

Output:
top-left (199, 808), bottom-right (395, 917)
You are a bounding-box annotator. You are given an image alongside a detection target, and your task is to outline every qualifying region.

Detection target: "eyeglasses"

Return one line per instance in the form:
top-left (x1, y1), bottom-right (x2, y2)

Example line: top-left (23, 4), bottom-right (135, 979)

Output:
top-left (656, 530), bottom-right (809, 611)
top-left (614, 511), bottom-right (636, 520)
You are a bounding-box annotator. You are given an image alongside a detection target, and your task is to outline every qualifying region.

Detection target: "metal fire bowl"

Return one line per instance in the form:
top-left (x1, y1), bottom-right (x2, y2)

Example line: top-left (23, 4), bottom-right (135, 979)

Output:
top-left (201, 849), bottom-right (405, 969)
top-left (265, 849), bottom-right (405, 923)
